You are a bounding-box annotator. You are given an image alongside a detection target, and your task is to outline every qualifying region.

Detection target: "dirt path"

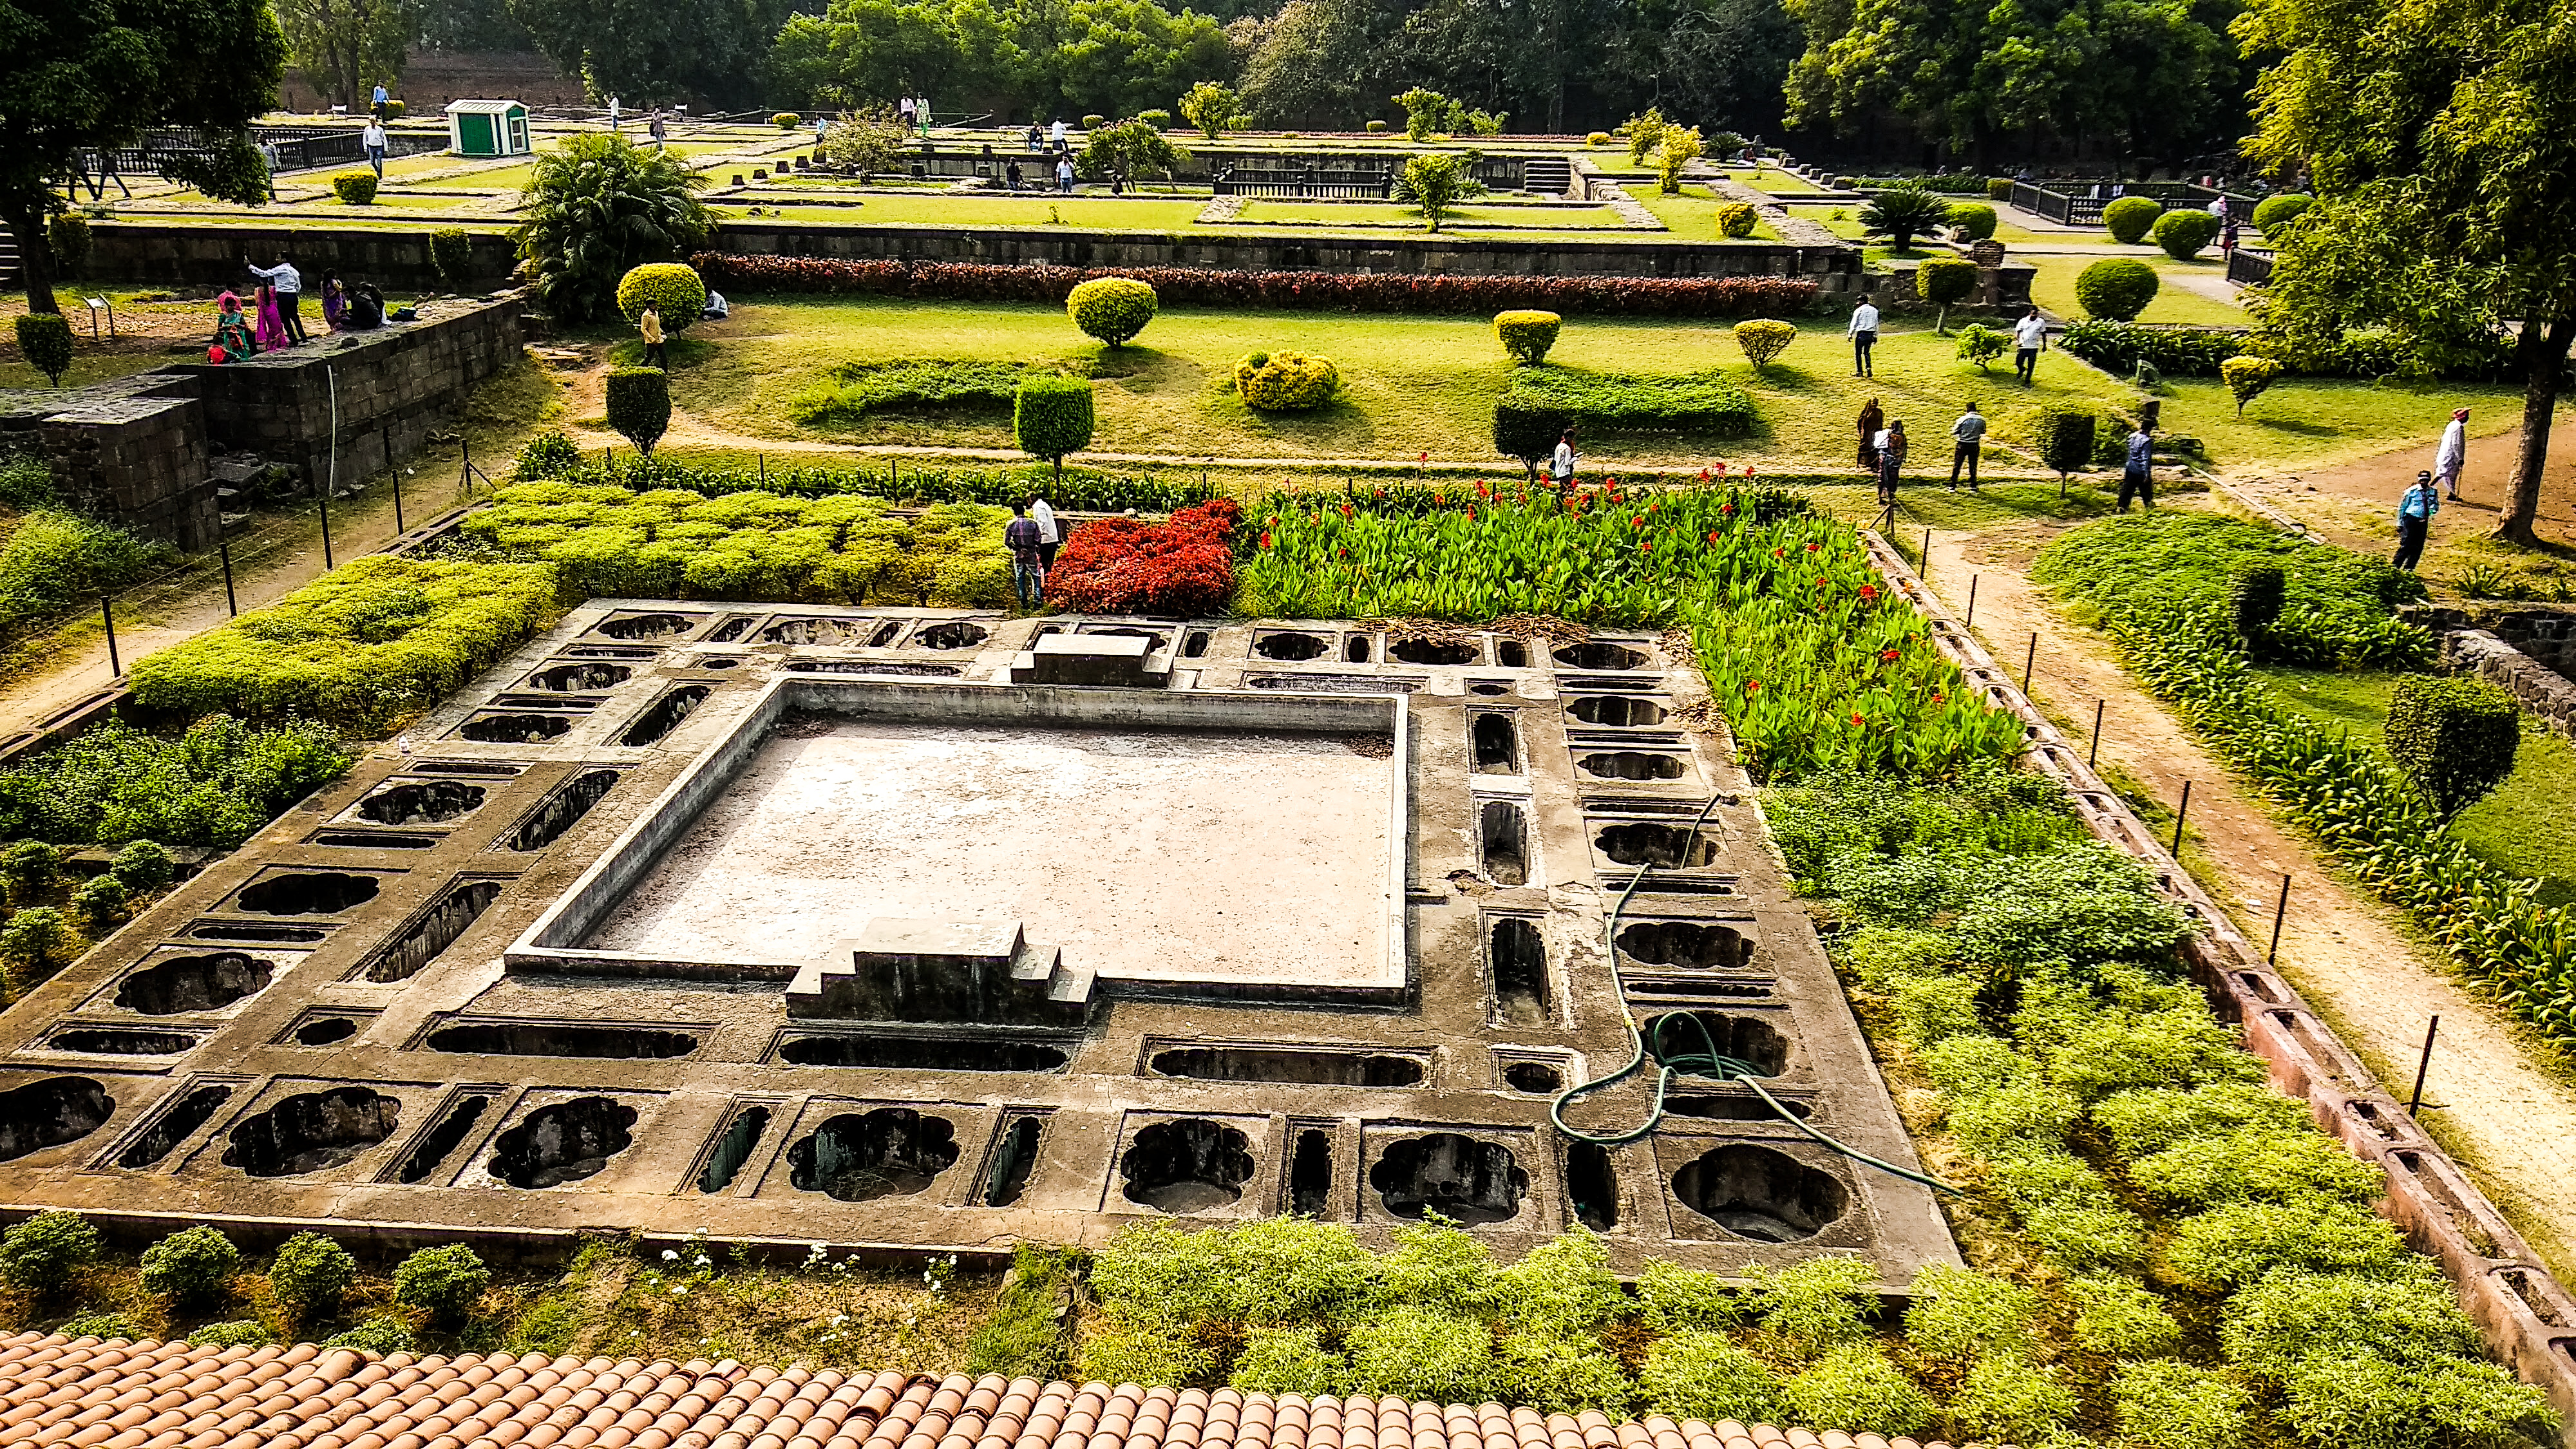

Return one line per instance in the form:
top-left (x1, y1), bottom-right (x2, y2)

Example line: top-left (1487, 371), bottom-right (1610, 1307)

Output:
top-left (2237, 417), bottom-right (2576, 551)
top-left (1917, 507), bottom-right (2576, 1278)
top-left (0, 473), bottom-right (458, 741)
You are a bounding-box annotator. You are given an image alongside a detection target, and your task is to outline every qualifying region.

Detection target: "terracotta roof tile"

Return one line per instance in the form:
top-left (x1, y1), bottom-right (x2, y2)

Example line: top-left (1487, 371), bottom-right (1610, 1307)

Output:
top-left (0, 1341), bottom-right (1995, 1449)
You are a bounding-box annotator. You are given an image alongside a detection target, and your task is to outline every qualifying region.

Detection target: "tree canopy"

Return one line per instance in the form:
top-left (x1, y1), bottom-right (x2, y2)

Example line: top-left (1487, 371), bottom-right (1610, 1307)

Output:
top-left (0, 0), bottom-right (285, 313)
top-left (512, 132), bottom-right (715, 324)
top-left (510, 0), bottom-right (799, 107)
top-left (2239, 0), bottom-right (2576, 544)
top-left (276, 0), bottom-right (410, 110)
top-left (770, 0), bottom-right (1234, 122)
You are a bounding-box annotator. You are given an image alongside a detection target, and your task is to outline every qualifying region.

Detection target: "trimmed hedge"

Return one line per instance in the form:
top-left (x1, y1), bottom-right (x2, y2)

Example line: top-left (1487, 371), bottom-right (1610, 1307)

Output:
top-left (127, 557), bottom-right (567, 736)
top-left (430, 228), bottom-right (473, 290)
top-left (2222, 355), bottom-right (2283, 416)
top-left (1731, 319), bottom-right (1795, 369)
top-left (2387, 676), bottom-right (2520, 818)
top-left (0, 715), bottom-right (348, 849)
top-left (2034, 404), bottom-right (2097, 479)
top-left (605, 368), bottom-right (671, 455)
top-left (330, 171), bottom-right (378, 204)
top-left (2250, 194), bottom-right (2311, 232)
top-left (1067, 276), bottom-right (1157, 346)
top-left (2153, 209), bottom-right (2221, 260)
top-left (693, 253), bottom-right (1821, 319)
top-left (1234, 350), bottom-right (1338, 410)
top-left (1716, 202), bottom-right (1757, 238)
top-left (1494, 310), bottom-right (1560, 365)
top-left (2074, 259), bottom-right (2160, 322)
top-left (790, 359), bottom-right (1055, 424)
top-left (1015, 375), bottom-right (1097, 474)
top-left (2102, 196), bottom-right (2163, 244)
top-left (2057, 321), bottom-right (2242, 377)
top-left (513, 437), bottom-right (1210, 514)
top-left (1947, 203), bottom-right (1997, 241)
top-left (616, 262), bottom-right (708, 332)
top-left (1496, 366), bottom-right (1757, 448)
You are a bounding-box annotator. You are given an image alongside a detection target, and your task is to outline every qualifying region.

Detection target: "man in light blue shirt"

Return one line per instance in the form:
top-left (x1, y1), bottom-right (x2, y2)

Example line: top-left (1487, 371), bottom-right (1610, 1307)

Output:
top-left (2394, 469), bottom-right (2439, 571)
top-left (2118, 424), bottom-right (2154, 511)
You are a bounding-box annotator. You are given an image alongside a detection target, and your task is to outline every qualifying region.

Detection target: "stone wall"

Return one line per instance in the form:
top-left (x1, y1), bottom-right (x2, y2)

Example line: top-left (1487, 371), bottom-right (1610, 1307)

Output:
top-left (38, 395), bottom-right (218, 551)
top-left (2440, 629), bottom-right (2576, 739)
top-left (85, 223), bottom-right (522, 292)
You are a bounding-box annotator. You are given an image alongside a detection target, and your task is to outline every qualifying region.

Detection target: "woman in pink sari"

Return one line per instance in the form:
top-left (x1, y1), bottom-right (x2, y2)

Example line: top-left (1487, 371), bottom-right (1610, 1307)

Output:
top-left (254, 284), bottom-right (287, 352)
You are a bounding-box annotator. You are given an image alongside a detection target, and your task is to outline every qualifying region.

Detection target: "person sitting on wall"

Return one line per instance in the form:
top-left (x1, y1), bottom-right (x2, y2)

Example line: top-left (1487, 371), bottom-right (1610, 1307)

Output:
top-left (211, 292), bottom-right (256, 362)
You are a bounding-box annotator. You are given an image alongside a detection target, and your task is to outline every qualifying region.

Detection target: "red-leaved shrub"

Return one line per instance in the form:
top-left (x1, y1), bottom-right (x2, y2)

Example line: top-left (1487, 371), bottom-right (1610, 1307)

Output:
top-left (691, 254), bottom-right (1819, 319)
top-left (1048, 498), bottom-right (1241, 616)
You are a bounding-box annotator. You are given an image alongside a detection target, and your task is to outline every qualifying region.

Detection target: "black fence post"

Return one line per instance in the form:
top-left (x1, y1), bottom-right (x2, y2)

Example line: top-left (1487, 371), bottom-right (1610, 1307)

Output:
top-left (2268, 873), bottom-right (2291, 963)
top-left (2170, 780), bottom-right (2192, 857)
top-left (219, 538), bottom-right (238, 616)
top-left (2088, 699), bottom-right (2105, 767)
top-left (2409, 1016), bottom-right (2440, 1114)
top-left (100, 594), bottom-right (120, 677)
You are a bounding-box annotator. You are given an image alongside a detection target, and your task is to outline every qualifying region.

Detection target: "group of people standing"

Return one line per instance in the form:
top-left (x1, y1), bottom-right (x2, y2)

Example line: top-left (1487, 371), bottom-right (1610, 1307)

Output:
top-left (1003, 156), bottom-right (1079, 193)
top-left (1855, 396), bottom-right (2159, 511)
top-left (1003, 495), bottom-right (1063, 609)
top-left (2392, 407), bottom-right (2472, 572)
top-left (895, 96), bottom-right (935, 134)
top-left (210, 252), bottom-right (379, 363)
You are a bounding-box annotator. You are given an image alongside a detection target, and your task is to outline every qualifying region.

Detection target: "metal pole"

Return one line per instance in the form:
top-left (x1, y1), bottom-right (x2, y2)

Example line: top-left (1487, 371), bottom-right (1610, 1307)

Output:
top-left (2268, 873), bottom-right (2291, 963)
top-left (321, 366), bottom-right (337, 570)
top-left (2170, 780), bottom-right (2192, 857)
top-left (1964, 574), bottom-right (1979, 629)
top-left (2022, 632), bottom-right (2038, 694)
top-left (219, 538), bottom-right (238, 616)
top-left (2408, 1016), bottom-right (2440, 1113)
top-left (2088, 699), bottom-right (2105, 768)
top-left (100, 594), bottom-right (119, 677)
top-left (1921, 527), bottom-right (1933, 585)
top-left (393, 466), bottom-right (405, 534)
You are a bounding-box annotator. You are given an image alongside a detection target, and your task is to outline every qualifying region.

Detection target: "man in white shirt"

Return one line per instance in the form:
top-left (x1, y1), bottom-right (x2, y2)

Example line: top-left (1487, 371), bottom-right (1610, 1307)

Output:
top-left (1948, 401), bottom-right (1986, 489)
top-left (1847, 299), bottom-right (1880, 378)
top-left (1028, 493), bottom-right (1061, 569)
top-left (1050, 117), bottom-right (1068, 149)
top-left (361, 117), bottom-right (388, 177)
top-left (1551, 428), bottom-right (1577, 486)
top-left (245, 251), bottom-right (307, 345)
top-left (2436, 407), bottom-right (2468, 500)
top-left (1056, 156), bottom-right (1075, 193)
top-left (2012, 308), bottom-right (2047, 385)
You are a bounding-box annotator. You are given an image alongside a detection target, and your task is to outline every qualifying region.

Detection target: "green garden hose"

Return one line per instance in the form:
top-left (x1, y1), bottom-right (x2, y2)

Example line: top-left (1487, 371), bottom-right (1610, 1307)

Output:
top-left (1549, 793), bottom-right (1958, 1198)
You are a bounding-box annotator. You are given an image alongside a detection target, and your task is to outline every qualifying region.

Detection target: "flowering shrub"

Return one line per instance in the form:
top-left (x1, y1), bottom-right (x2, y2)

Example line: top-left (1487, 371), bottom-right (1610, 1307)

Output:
top-left (693, 254), bottom-right (1819, 319)
top-left (1047, 498), bottom-right (1240, 617)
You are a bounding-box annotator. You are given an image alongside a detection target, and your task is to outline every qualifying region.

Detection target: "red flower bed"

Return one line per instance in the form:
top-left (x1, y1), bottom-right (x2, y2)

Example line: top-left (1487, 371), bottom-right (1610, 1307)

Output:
top-left (1047, 498), bottom-right (1241, 617)
top-left (691, 254), bottom-right (1819, 319)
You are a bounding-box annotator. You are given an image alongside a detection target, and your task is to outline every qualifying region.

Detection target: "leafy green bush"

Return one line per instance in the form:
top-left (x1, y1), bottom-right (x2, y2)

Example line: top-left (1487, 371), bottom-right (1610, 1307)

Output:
top-left (2273, 1353), bottom-right (2554, 1448)
top-left (331, 171), bottom-right (379, 204)
top-left (1079, 1319), bottom-right (1214, 1385)
top-left (2064, 1273), bottom-right (2182, 1355)
top-left (605, 368), bottom-right (672, 455)
top-left (187, 1320), bottom-right (271, 1347)
top-left (1749, 1255), bottom-right (1879, 1361)
top-left (2231, 564), bottom-right (2286, 648)
top-left (1394, 153), bottom-right (1486, 231)
top-left (140, 1225), bottom-right (240, 1307)
top-left (1066, 276), bottom-right (1157, 346)
top-left (2055, 319), bottom-right (2244, 377)
top-left (773, 111), bottom-right (802, 128)
top-left (1955, 323), bottom-right (2006, 370)
top-left (1899, 1264), bottom-right (2043, 1365)
top-left (0, 507), bottom-right (172, 637)
top-left (1234, 350), bottom-right (1339, 410)
top-left (2110, 1361), bottom-right (2252, 1449)
top-left (1986, 177), bottom-right (2014, 200)
top-left (1915, 255), bottom-right (1978, 330)
top-left (109, 839), bottom-right (175, 893)
top-left (2, 838), bottom-right (61, 901)
top-left (128, 556), bottom-right (565, 737)
top-left (791, 359), bottom-right (1055, 424)
top-left (2154, 207), bottom-right (2222, 260)
top-left (68, 872), bottom-right (126, 934)
top-left (1779, 1345), bottom-right (1934, 1436)
top-left (1014, 375), bottom-right (1096, 483)
top-left (2387, 675), bottom-right (2520, 817)
top-left (1716, 202), bottom-right (1758, 238)
top-left (1638, 1331), bottom-right (1779, 1422)
top-left (0, 1210), bottom-right (99, 1296)
top-left (13, 314), bottom-right (73, 388)
top-left (1344, 1306), bottom-right (1495, 1401)
top-left (2221, 354), bottom-right (2284, 416)
top-left (1859, 183), bottom-right (1951, 250)
top-left (323, 1316), bottom-right (415, 1354)
top-left (965, 1243), bottom-right (1078, 1377)
top-left (0, 717), bottom-right (348, 848)
top-left (2251, 193), bottom-right (2313, 232)
top-left (0, 906), bottom-right (74, 986)
top-left (1947, 202), bottom-right (1997, 240)
top-left (46, 214), bottom-right (92, 279)
top-left (1946, 1356), bottom-right (2079, 1442)
top-left (2163, 1199), bottom-right (2413, 1290)
top-left (430, 228), bottom-right (473, 290)
top-left (1731, 318), bottom-right (1795, 368)
top-left (516, 133), bottom-right (714, 325)
top-left (1497, 366), bottom-right (1757, 438)
top-left (393, 1243), bottom-right (490, 1323)
top-left (1229, 1325), bottom-right (1344, 1394)
top-left (2076, 258), bottom-right (2161, 321)
top-left (616, 262), bottom-right (708, 333)
top-left (2103, 194), bottom-right (2164, 243)
top-left (269, 1230), bottom-right (357, 1321)
top-left (512, 439), bottom-right (1207, 514)
top-left (1488, 1332), bottom-right (1633, 1416)
top-left (1138, 109), bottom-right (1173, 130)
top-left (2034, 402), bottom-right (2097, 480)
top-left (1494, 310), bottom-right (1561, 365)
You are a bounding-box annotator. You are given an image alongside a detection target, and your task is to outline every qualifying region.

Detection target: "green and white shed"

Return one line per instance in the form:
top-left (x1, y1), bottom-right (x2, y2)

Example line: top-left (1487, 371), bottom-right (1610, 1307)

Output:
top-left (446, 100), bottom-right (532, 158)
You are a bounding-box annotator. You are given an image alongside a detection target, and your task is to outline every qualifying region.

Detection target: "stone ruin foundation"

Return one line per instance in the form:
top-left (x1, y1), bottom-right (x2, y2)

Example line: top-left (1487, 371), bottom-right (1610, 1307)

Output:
top-left (0, 605), bottom-right (1955, 1277)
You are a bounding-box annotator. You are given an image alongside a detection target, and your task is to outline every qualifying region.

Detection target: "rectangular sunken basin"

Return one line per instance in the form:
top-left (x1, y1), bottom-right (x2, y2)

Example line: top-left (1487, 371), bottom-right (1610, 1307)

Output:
top-left (509, 677), bottom-right (1408, 999)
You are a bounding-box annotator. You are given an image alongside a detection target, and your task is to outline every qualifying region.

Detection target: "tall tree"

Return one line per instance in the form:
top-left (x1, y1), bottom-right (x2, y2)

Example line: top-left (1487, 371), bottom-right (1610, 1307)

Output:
top-left (0, 0), bottom-right (285, 314)
top-left (278, 0), bottom-right (413, 110)
top-left (512, 0), bottom-right (806, 106)
top-left (2239, 0), bottom-right (2576, 545)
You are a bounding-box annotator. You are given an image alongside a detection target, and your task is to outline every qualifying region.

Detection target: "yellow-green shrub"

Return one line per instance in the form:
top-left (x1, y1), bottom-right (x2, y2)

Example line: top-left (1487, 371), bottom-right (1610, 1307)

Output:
top-left (1716, 202), bottom-right (1758, 238)
top-left (126, 557), bottom-right (567, 737)
top-left (1066, 276), bottom-right (1158, 346)
top-left (615, 262), bottom-right (708, 332)
top-left (330, 171), bottom-right (377, 204)
top-left (1233, 350), bottom-right (1340, 410)
top-left (1494, 310), bottom-right (1561, 366)
top-left (1731, 319), bottom-right (1795, 369)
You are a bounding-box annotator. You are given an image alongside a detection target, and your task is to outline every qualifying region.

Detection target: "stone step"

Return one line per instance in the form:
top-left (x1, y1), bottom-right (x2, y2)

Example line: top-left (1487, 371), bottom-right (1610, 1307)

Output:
top-left (1007, 632), bottom-right (1172, 688)
top-left (788, 916), bottom-right (1091, 1025)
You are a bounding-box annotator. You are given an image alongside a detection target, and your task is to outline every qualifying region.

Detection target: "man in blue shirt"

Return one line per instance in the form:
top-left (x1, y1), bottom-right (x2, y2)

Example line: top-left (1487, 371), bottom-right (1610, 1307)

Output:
top-left (2117, 424), bottom-right (2154, 511)
top-left (1005, 502), bottom-right (1047, 609)
top-left (2394, 469), bottom-right (2439, 571)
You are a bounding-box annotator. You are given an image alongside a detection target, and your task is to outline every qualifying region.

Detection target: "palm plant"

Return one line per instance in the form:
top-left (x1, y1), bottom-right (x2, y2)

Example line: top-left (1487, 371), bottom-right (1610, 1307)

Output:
top-left (513, 134), bottom-right (714, 325)
top-left (1859, 183), bottom-right (1953, 252)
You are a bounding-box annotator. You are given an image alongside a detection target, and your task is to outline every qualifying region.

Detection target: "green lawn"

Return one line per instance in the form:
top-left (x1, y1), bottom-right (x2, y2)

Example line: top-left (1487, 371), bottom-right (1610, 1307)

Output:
top-left (720, 196), bottom-right (1208, 229)
top-left (1735, 164), bottom-right (1828, 194)
top-left (2156, 374), bottom-right (2528, 470)
top-left (2251, 665), bottom-right (2576, 905)
top-left (1633, 186), bottom-right (1784, 241)
top-left (1232, 200), bottom-right (1628, 230)
top-left (1781, 204), bottom-right (1870, 241)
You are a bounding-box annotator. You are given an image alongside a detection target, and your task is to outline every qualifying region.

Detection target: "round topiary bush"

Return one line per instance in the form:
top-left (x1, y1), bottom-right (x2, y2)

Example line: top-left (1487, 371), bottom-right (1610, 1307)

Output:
top-left (381, 100), bottom-right (406, 119)
top-left (14, 313), bottom-right (73, 388)
top-left (1234, 350), bottom-right (1340, 410)
top-left (1947, 202), bottom-right (1997, 241)
top-left (3, 838), bottom-right (62, 900)
top-left (68, 873), bottom-right (126, 934)
top-left (2152, 207), bottom-right (2221, 260)
top-left (1716, 202), bottom-right (1758, 238)
top-left (109, 839), bottom-right (175, 894)
top-left (2074, 258), bottom-right (2161, 321)
top-left (393, 1243), bottom-right (490, 1324)
top-left (616, 262), bottom-right (708, 333)
top-left (1366, 120), bottom-right (1390, 133)
top-left (1014, 374), bottom-right (1097, 482)
top-left (772, 111), bottom-right (801, 129)
top-left (2251, 193), bottom-right (2313, 233)
top-left (0, 1210), bottom-right (100, 1296)
top-left (2221, 354), bottom-right (2283, 416)
top-left (0, 907), bottom-right (74, 985)
top-left (1731, 319), bottom-right (1796, 369)
top-left (1985, 177), bottom-right (2014, 201)
top-left (430, 227), bottom-right (475, 291)
top-left (1586, 131), bottom-right (1610, 146)
top-left (332, 171), bottom-right (379, 205)
top-left (1139, 109), bottom-right (1173, 130)
top-left (1494, 310), bottom-right (1561, 365)
top-left (140, 1224), bottom-right (240, 1307)
top-left (1081, 114), bottom-right (1105, 129)
top-left (1066, 277), bottom-right (1157, 347)
top-left (1916, 255), bottom-right (1980, 329)
top-left (46, 214), bottom-right (92, 279)
top-left (605, 368), bottom-right (672, 455)
top-left (2102, 194), bottom-right (2163, 244)
top-left (268, 1230), bottom-right (357, 1320)
top-left (2035, 402), bottom-right (2098, 480)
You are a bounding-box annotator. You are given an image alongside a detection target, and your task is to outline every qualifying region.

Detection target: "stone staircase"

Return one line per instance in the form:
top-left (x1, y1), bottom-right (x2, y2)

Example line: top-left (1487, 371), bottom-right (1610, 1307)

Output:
top-left (787, 918), bottom-right (1092, 1025)
top-left (1522, 156), bottom-right (1574, 197)
top-left (1008, 632), bottom-right (1171, 688)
